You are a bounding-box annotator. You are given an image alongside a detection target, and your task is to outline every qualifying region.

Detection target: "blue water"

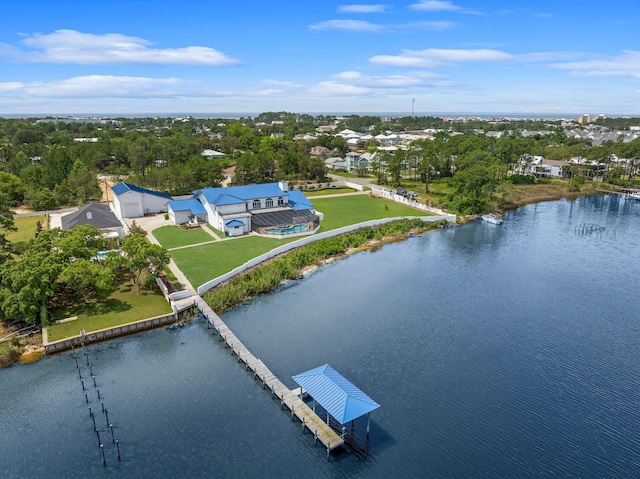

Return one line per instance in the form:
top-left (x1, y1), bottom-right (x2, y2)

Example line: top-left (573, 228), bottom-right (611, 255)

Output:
top-left (265, 224), bottom-right (307, 234)
top-left (2, 195), bottom-right (640, 478)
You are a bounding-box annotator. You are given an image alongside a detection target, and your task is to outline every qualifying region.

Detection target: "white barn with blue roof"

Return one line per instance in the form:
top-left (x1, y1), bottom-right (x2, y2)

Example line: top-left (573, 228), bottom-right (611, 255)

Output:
top-left (111, 182), bottom-right (172, 219)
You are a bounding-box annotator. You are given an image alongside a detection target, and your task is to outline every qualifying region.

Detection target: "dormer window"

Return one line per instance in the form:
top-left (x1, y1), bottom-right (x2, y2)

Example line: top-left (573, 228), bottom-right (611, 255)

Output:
top-left (277, 197), bottom-right (284, 206)
top-left (266, 198), bottom-right (274, 208)
top-left (252, 200), bottom-right (261, 209)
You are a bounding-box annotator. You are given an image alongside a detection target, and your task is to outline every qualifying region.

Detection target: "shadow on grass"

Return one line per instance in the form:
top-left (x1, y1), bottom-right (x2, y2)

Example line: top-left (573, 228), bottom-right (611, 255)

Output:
top-left (81, 298), bottom-right (132, 317)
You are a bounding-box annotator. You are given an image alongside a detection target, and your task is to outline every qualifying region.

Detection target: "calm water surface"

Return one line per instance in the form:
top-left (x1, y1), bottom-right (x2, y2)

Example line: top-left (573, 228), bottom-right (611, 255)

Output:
top-left (2, 195), bottom-right (640, 478)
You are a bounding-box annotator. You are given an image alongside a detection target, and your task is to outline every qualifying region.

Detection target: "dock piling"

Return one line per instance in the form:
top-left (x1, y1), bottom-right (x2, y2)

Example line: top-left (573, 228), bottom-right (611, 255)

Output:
top-left (100, 444), bottom-right (106, 466)
top-left (115, 440), bottom-right (121, 461)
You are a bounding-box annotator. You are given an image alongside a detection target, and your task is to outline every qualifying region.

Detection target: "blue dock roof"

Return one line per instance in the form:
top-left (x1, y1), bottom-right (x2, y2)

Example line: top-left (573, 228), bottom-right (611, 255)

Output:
top-left (292, 364), bottom-right (380, 424)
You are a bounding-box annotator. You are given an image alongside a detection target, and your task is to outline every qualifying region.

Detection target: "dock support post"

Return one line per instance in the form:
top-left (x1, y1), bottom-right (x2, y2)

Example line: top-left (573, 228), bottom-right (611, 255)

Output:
top-left (314, 430), bottom-right (318, 445)
top-left (366, 412), bottom-right (371, 436)
top-left (110, 424), bottom-right (114, 444)
top-left (97, 389), bottom-right (101, 400)
top-left (291, 405), bottom-right (294, 420)
top-left (93, 375), bottom-right (97, 388)
top-left (280, 394), bottom-right (284, 409)
top-left (78, 368), bottom-right (82, 379)
top-left (341, 426), bottom-right (346, 439)
top-left (301, 417), bottom-right (305, 432)
top-left (100, 444), bottom-right (106, 466)
top-left (115, 440), bottom-right (121, 461)
top-left (327, 444), bottom-right (330, 459)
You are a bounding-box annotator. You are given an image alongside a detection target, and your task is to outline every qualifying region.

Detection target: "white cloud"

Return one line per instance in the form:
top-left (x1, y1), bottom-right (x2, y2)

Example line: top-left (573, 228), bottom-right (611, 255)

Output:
top-left (309, 19), bottom-right (384, 32)
top-left (2, 75), bottom-right (195, 98)
top-left (309, 81), bottom-right (372, 96)
top-left (549, 50), bottom-right (640, 79)
top-left (2, 30), bottom-right (240, 66)
top-left (331, 70), bottom-right (437, 88)
top-left (408, 1), bottom-right (480, 14)
top-left (0, 82), bottom-right (25, 92)
top-left (338, 4), bottom-right (388, 13)
top-left (403, 21), bottom-right (457, 31)
top-left (370, 48), bottom-right (513, 67)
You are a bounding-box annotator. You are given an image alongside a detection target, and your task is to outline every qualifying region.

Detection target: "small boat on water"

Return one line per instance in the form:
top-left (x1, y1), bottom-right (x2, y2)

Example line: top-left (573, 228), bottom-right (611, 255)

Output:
top-left (626, 191), bottom-right (640, 201)
top-left (482, 213), bottom-right (503, 225)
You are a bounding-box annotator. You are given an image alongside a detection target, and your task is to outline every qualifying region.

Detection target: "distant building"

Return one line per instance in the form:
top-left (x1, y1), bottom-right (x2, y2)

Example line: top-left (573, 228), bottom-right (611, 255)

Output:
top-left (578, 114), bottom-right (591, 125)
top-left (201, 149), bottom-right (226, 159)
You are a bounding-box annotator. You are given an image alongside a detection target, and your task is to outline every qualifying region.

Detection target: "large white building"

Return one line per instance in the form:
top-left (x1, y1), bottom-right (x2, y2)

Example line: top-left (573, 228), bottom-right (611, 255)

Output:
top-left (111, 182), bottom-right (172, 219)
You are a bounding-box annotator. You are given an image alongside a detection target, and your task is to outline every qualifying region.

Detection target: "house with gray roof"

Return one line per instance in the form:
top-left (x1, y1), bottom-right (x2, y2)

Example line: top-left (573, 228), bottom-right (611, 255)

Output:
top-left (61, 202), bottom-right (125, 238)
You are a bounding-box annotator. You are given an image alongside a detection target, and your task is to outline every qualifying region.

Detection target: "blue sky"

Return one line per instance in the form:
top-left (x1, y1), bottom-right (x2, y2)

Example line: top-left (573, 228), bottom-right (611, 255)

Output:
top-left (1, 0), bottom-right (639, 116)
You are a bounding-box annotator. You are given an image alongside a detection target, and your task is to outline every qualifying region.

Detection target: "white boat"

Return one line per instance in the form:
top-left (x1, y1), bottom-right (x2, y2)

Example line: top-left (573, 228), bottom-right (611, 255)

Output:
top-left (482, 213), bottom-right (503, 224)
top-left (626, 191), bottom-right (640, 201)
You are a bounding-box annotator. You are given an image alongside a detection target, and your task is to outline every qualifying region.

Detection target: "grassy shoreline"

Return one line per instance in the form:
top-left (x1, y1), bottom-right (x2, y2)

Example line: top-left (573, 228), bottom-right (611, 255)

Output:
top-left (203, 218), bottom-right (447, 314)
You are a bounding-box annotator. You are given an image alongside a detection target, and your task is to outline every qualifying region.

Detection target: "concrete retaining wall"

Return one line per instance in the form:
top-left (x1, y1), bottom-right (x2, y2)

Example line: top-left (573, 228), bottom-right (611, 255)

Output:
top-left (197, 214), bottom-right (451, 295)
top-left (42, 308), bottom-right (195, 354)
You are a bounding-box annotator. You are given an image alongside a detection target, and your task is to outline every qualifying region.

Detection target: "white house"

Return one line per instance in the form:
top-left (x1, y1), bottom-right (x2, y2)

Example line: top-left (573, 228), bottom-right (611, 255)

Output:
top-left (201, 149), bottom-right (226, 159)
top-left (178, 180), bottom-right (318, 237)
top-left (111, 182), bottom-right (172, 219)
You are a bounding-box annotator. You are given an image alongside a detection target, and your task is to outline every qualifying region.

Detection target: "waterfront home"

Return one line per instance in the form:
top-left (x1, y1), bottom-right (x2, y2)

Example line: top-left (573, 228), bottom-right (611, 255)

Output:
top-left (171, 181), bottom-right (319, 237)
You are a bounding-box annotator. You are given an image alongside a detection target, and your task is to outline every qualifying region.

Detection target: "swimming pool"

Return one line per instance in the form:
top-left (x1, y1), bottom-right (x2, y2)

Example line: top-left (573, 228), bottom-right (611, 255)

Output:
top-left (264, 224), bottom-right (307, 234)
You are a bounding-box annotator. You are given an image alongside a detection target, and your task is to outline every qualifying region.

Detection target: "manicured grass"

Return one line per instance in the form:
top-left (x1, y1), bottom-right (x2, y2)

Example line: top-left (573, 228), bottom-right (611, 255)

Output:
top-left (206, 224), bottom-right (224, 237)
top-left (46, 282), bottom-right (172, 342)
top-left (304, 187), bottom-right (356, 196)
top-left (312, 194), bottom-right (429, 231)
top-left (171, 235), bottom-right (298, 288)
top-left (171, 195), bottom-right (430, 288)
top-left (6, 215), bottom-right (46, 243)
top-left (153, 225), bottom-right (215, 249)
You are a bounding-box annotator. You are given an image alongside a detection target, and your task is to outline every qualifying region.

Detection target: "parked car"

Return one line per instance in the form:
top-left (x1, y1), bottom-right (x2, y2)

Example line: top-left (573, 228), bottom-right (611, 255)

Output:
top-left (396, 187), bottom-right (407, 197)
top-left (407, 191), bottom-right (419, 200)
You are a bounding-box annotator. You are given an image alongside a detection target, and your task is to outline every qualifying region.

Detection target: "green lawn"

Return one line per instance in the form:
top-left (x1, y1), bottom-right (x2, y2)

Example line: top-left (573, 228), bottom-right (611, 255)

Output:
top-left (206, 224), bottom-right (224, 237)
top-left (7, 215), bottom-right (46, 243)
top-left (312, 194), bottom-right (429, 231)
top-left (170, 235), bottom-right (298, 288)
top-left (153, 225), bottom-right (215, 249)
top-left (304, 187), bottom-right (356, 196)
top-left (170, 195), bottom-right (430, 288)
top-left (46, 282), bottom-right (172, 342)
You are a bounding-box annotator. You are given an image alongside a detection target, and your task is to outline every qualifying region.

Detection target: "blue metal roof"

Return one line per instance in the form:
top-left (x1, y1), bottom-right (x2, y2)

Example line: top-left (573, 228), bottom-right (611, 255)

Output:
top-left (198, 183), bottom-right (288, 206)
top-left (287, 189), bottom-right (315, 211)
top-left (225, 219), bottom-right (245, 227)
top-left (292, 364), bottom-right (380, 424)
top-left (111, 182), bottom-right (172, 200)
top-left (168, 199), bottom-right (206, 215)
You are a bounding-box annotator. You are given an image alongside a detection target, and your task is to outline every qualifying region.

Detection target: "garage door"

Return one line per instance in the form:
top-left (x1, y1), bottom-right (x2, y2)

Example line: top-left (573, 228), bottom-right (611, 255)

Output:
top-left (123, 202), bottom-right (142, 218)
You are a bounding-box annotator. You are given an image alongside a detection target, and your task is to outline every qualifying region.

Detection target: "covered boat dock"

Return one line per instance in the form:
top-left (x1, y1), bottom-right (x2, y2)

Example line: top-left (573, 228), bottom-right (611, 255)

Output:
top-left (292, 364), bottom-right (381, 436)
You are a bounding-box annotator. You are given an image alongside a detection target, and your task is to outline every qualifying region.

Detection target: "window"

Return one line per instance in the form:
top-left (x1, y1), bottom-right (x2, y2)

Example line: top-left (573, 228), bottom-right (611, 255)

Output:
top-left (266, 198), bottom-right (274, 208)
top-left (277, 197), bottom-right (284, 206)
top-left (252, 200), bottom-right (261, 209)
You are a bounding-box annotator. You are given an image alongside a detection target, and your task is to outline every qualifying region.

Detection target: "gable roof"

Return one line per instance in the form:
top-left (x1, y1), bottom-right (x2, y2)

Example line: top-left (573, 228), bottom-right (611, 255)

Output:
top-left (287, 190), bottom-right (314, 211)
top-left (168, 199), bottom-right (207, 215)
top-left (111, 182), bottom-right (172, 200)
top-left (225, 219), bottom-right (245, 227)
top-left (61, 203), bottom-right (122, 230)
top-left (292, 364), bottom-right (380, 424)
top-left (197, 182), bottom-right (288, 206)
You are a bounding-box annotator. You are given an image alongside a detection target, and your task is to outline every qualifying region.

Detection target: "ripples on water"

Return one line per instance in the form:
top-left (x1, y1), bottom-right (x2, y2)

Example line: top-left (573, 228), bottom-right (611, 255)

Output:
top-left (2, 195), bottom-right (640, 478)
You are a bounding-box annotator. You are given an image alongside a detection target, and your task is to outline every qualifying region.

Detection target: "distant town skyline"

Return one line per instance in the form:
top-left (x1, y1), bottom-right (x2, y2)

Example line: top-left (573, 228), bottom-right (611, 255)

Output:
top-left (1, 1), bottom-right (639, 116)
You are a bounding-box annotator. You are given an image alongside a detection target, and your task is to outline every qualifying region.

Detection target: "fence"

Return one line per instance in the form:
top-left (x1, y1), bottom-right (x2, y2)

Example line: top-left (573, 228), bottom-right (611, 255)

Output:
top-left (197, 214), bottom-right (452, 295)
top-left (369, 185), bottom-right (455, 218)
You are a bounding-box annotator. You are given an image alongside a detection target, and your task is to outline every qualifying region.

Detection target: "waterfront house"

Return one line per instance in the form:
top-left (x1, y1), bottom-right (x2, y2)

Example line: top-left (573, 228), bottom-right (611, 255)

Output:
top-left (172, 180), bottom-right (320, 237)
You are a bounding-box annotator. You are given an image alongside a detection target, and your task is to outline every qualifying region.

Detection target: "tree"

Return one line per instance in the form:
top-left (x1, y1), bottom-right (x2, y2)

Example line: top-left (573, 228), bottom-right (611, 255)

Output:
top-left (60, 259), bottom-right (116, 303)
top-left (0, 191), bottom-right (16, 262)
top-left (122, 234), bottom-right (170, 293)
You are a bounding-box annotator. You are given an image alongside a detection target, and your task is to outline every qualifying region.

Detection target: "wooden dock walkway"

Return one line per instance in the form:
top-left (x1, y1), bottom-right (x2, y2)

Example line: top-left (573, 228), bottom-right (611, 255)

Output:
top-left (193, 296), bottom-right (344, 454)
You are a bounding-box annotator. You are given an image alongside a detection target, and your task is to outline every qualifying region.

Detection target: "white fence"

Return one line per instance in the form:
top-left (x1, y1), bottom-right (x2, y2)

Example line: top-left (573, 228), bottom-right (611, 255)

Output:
top-left (197, 214), bottom-right (451, 295)
top-left (369, 185), bottom-right (456, 219)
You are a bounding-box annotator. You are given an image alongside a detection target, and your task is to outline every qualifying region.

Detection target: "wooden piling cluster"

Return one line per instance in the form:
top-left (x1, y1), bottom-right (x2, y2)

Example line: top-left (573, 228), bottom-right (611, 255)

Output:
top-left (194, 296), bottom-right (344, 455)
top-left (72, 344), bottom-right (122, 467)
